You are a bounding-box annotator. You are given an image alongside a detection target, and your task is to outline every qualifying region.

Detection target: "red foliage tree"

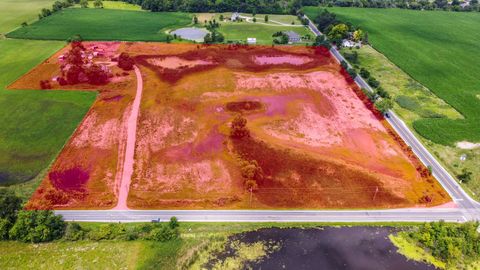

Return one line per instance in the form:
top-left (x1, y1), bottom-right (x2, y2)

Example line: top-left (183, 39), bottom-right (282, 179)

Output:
top-left (118, 52), bottom-right (134, 70)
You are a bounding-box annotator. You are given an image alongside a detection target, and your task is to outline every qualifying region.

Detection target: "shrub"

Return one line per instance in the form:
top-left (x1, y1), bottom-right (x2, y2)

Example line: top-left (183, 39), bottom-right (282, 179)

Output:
top-left (149, 225), bottom-right (179, 242)
top-left (230, 115), bottom-right (250, 139)
top-left (0, 190), bottom-right (22, 224)
top-left (169, 217), bottom-right (179, 229)
top-left (118, 52), bottom-right (134, 70)
top-left (359, 67), bottom-right (370, 78)
top-left (0, 219), bottom-right (12, 240)
top-left (367, 76), bottom-right (380, 88)
top-left (64, 222), bottom-right (86, 241)
top-left (9, 210), bottom-right (65, 243)
top-left (375, 86), bottom-right (390, 99)
top-left (457, 169), bottom-right (472, 183)
top-left (85, 64), bottom-right (109, 85)
top-left (40, 80), bottom-right (52, 89)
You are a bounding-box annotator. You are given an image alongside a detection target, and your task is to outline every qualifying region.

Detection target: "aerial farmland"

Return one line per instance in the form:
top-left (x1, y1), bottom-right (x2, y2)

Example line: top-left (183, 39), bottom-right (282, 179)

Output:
top-left (1, 0), bottom-right (480, 269)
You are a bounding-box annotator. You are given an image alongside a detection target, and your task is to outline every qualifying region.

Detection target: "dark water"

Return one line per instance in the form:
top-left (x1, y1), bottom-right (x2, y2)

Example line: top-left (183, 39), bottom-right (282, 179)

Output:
top-left (205, 227), bottom-right (436, 270)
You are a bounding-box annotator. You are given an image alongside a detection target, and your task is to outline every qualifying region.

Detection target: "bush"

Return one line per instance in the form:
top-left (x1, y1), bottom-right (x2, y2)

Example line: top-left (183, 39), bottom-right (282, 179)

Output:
top-left (0, 190), bottom-right (22, 224)
top-left (0, 219), bottom-right (12, 240)
top-left (230, 115), bottom-right (250, 139)
top-left (118, 53), bottom-right (134, 70)
top-left (359, 67), bottom-right (370, 78)
top-left (367, 76), bottom-right (380, 88)
top-left (64, 222), bottom-right (86, 241)
top-left (375, 86), bottom-right (390, 99)
top-left (149, 225), bottom-right (179, 242)
top-left (9, 210), bottom-right (65, 243)
top-left (85, 64), bottom-right (109, 85)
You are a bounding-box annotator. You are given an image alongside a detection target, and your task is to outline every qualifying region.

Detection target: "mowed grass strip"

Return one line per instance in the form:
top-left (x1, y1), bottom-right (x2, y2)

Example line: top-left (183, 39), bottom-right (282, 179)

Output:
top-left (0, 0), bottom-right (54, 34)
top-left (7, 8), bottom-right (192, 41)
top-left (304, 7), bottom-right (480, 146)
top-left (0, 39), bottom-right (96, 190)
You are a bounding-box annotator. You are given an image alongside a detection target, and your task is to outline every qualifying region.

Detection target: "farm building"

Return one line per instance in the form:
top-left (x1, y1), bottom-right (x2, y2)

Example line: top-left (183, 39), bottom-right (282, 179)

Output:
top-left (284, 31), bottom-right (301, 43)
top-left (231, 12), bottom-right (240, 21)
top-left (247, 37), bottom-right (257, 44)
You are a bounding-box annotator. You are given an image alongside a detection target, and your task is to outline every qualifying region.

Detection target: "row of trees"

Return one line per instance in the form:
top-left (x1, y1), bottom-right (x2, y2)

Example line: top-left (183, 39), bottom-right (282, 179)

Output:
top-left (36, 0), bottom-right (104, 21)
top-left (317, 0), bottom-right (480, 12)
top-left (0, 190), bottom-right (180, 243)
top-left (113, 0), bottom-right (304, 14)
top-left (313, 9), bottom-right (367, 45)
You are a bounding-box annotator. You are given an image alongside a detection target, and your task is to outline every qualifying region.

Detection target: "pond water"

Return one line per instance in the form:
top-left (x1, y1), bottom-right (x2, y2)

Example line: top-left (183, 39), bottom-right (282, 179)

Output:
top-left (204, 227), bottom-right (436, 270)
top-left (170, 27), bottom-right (209, 42)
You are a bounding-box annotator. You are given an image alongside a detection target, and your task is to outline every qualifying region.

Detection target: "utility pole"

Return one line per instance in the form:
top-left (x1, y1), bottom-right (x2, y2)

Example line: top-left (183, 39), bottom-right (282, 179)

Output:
top-left (249, 187), bottom-right (253, 207)
top-left (373, 186), bottom-right (379, 201)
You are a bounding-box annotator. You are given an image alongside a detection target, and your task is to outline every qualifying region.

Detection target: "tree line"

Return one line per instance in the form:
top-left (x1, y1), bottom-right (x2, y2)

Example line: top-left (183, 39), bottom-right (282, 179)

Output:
top-left (406, 221), bottom-right (480, 268)
top-left (0, 190), bottom-right (180, 243)
top-left (316, 0), bottom-right (480, 12)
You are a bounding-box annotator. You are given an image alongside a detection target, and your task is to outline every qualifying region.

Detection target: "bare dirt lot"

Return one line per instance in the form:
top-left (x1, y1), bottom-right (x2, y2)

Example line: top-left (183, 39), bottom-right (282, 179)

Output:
top-left (12, 42), bottom-right (450, 209)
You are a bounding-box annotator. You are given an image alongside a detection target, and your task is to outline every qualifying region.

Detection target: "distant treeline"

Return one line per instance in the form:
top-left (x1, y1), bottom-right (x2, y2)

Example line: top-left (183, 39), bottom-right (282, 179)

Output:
top-left (110, 0), bottom-right (320, 14)
top-left (112, 0), bottom-right (480, 13)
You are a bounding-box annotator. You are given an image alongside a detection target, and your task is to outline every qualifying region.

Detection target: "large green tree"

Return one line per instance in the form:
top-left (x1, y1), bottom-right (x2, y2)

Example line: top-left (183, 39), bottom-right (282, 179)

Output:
top-left (9, 210), bottom-right (65, 243)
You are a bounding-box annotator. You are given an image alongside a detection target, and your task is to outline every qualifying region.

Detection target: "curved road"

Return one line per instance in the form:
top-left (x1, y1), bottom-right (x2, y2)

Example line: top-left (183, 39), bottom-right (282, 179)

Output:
top-left (55, 22), bottom-right (479, 223)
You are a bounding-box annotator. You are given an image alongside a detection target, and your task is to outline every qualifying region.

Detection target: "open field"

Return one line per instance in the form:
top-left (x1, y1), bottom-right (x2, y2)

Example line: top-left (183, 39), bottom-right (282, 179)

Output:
top-left (98, 1), bottom-right (143, 11)
top-left (0, 39), bottom-right (95, 197)
top-left (0, 241), bottom-right (141, 269)
top-left (304, 7), bottom-right (480, 147)
top-left (14, 42), bottom-right (449, 209)
top-left (7, 8), bottom-right (192, 41)
top-left (0, 0), bottom-right (54, 34)
top-left (197, 12), bottom-right (312, 44)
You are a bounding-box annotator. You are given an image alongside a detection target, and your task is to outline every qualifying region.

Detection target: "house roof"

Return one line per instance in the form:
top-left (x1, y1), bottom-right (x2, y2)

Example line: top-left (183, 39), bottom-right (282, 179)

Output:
top-left (284, 31), bottom-right (300, 39)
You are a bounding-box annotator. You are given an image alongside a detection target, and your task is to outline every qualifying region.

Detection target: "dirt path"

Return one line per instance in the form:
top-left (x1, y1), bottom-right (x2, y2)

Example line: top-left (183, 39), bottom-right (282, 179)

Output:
top-left (114, 66), bottom-right (143, 210)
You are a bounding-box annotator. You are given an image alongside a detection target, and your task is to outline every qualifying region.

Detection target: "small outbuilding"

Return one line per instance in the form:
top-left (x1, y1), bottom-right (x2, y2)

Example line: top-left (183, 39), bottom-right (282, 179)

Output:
top-left (247, 37), bottom-right (257, 44)
top-left (284, 31), bottom-right (301, 43)
top-left (231, 12), bottom-right (240, 22)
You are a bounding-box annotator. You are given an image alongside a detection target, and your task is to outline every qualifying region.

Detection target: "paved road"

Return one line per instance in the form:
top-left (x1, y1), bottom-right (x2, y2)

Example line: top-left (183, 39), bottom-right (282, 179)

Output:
top-left (56, 208), bottom-right (470, 223)
top-left (54, 20), bottom-right (479, 223)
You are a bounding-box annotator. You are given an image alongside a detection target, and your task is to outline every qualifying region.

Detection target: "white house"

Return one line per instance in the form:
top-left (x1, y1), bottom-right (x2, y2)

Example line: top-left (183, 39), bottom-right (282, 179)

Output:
top-left (231, 12), bottom-right (240, 21)
top-left (247, 37), bottom-right (257, 44)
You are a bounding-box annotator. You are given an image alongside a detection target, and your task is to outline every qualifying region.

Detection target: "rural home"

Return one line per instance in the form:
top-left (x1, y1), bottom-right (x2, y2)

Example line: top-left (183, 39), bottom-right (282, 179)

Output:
top-left (284, 31), bottom-right (301, 43)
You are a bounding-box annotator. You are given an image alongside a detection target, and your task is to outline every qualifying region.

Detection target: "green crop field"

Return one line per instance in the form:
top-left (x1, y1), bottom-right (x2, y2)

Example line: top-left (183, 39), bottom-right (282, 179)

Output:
top-left (0, 39), bottom-right (95, 195)
top-left (7, 8), bottom-right (192, 41)
top-left (304, 7), bottom-right (480, 146)
top-left (0, 0), bottom-right (54, 34)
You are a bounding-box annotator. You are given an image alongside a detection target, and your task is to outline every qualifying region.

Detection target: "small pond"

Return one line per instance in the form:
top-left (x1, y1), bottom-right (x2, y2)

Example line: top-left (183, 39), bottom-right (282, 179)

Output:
top-left (170, 27), bottom-right (209, 42)
top-left (204, 227), bottom-right (436, 270)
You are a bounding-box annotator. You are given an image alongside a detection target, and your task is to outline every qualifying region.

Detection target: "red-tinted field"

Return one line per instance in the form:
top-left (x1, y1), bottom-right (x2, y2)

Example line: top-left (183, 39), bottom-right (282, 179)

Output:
top-left (12, 42), bottom-right (450, 209)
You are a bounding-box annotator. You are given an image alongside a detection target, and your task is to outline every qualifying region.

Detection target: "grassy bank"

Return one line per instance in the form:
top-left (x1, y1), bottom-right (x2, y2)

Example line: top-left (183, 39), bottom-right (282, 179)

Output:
top-left (7, 8), bottom-right (192, 41)
top-left (0, 39), bottom-right (95, 195)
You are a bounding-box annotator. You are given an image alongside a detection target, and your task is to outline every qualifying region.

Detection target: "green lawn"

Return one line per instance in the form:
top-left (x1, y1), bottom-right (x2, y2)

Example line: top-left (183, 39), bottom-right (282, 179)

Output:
top-left (219, 23), bottom-right (312, 44)
top-left (0, 39), bottom-right (95, 195)
top-left (0, 0), bottom-right (54, 34)
top-left (7, 8), bottom-right (192, 41)
top-left (304, 7), bottom-right (480, 146)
